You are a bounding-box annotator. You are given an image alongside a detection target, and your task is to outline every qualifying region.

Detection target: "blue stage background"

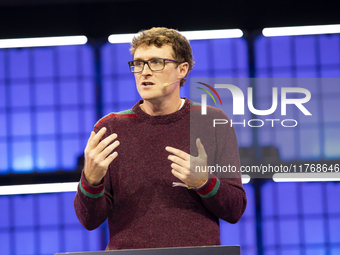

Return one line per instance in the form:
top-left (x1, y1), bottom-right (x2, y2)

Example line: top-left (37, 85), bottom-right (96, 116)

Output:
top-left (0, 34), bottom-right (339, 254)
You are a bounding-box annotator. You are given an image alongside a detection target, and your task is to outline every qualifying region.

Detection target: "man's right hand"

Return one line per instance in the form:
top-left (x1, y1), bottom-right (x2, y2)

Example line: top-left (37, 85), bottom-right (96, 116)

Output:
top-left (84, 127), bottom-right (120, 186)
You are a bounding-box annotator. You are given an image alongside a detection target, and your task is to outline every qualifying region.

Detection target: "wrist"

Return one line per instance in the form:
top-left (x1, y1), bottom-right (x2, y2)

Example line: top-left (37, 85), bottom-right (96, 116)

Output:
top-left (84, 171), bottom-right (101, 186)
top-left (79, 172), bottom-right (105, 198)
top-left (195, 178), bottom-right (209, 189)
top-left (195, 174), bottom-right (220, 198)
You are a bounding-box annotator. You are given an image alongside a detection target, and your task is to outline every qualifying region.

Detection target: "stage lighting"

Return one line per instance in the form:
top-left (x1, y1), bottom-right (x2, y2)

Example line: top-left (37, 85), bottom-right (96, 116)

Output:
top-left (0, 36), bottom-right (88, 49)
top-left (180, 29), bottom-right (243, 40)
top-left (272, 173), bottom-right (340, 182)
top-left (108, 33), bottom-right (137, 44)
top-left (241, 174), bottom-right (251, 184)
top-left (108, 29), bottom-right (243, 44)
top-left (263, 24), bottom-right (340, 37)
top-left (0, 182), bottom-right (78, 195)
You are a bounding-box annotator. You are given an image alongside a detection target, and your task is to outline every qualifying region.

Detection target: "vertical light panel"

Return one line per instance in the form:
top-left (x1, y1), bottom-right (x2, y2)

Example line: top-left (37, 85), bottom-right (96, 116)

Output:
top-left (101, 42), bottom-right (142, 116)
top-left (261, 181), bottom-right (340, 254)
top-left (187, 38), bottom-right (251, 147)
top-left (220, 184), bottom-right (257, 255)
top-left (254, 34), bottom-right (340, 161)
top-left (0, 44), bottom-right (96, 173)
top-left (0, 192), bottom-right (104, 255)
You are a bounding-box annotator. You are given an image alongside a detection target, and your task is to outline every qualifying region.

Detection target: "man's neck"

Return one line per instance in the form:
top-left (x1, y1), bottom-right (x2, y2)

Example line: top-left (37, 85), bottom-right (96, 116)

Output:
top-left (140, 97), bottom-right (184, 116)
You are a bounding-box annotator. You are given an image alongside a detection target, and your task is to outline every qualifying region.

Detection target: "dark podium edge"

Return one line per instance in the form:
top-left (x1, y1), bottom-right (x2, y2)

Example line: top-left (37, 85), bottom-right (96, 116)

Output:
top-left (55, 245), bottom-right (240, 255)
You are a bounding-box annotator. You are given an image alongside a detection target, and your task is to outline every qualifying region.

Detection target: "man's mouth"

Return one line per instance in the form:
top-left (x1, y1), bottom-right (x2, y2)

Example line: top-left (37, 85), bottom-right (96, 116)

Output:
top-left (142, 82), bottom-right (155, 86)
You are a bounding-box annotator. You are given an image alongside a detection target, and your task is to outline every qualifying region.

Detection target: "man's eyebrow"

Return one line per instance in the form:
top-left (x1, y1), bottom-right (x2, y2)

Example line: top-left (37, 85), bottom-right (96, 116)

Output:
top-left (132, 57), bottom-right (161, 61)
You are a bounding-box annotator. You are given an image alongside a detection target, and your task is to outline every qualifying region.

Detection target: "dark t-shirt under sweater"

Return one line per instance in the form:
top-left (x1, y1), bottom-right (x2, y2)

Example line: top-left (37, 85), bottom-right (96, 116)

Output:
top-left (74, 98), bottom-right (247, 250)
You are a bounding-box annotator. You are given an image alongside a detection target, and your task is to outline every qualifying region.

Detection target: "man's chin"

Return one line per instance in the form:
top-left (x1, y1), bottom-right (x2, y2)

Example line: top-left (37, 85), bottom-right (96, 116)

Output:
top-left (139, 92), bottom-right (158, 101)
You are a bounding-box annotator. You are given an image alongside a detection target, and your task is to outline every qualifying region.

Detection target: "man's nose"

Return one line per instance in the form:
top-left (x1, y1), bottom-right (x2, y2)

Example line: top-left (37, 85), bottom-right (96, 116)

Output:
top-left (141, 62), bottom-right (152, 75)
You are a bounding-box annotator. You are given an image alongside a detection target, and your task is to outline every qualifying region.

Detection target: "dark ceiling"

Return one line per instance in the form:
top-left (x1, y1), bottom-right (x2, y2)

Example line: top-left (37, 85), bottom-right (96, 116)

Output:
top-left (0, 0), bottom-right (339, 39)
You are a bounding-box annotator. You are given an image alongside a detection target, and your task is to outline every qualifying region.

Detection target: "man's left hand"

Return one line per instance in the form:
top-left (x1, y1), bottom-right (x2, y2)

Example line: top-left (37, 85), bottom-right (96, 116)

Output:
top-left (166, 138), bottom-right (208, 189)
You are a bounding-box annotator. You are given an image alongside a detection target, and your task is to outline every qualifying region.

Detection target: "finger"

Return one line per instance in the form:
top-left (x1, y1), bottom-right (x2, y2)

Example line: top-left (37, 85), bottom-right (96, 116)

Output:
top-left (165, 146), bottom-right (190, 161)
top-left (85, 131), bottom-right (96, 151)
top-left (88, 127), bottom-right (107, 149)
top-left (171, 168), bottom-right (186, 182)
top-left (196, 138), bottom-right (207, 159)
top-left (168, 155), bottom-right (188, 169)
top-left (171, 163), bottom-right (191, 177)
top-left (102, 151), bottom-right (118, 166)
top-left (99, 140), bottom-right (120, 160)
top-left (89, 130), bottom-right (95, 140)
top-left (86, 130), bottom-right (96, 147)
top-left (95, 133), bottom-right (118, 154)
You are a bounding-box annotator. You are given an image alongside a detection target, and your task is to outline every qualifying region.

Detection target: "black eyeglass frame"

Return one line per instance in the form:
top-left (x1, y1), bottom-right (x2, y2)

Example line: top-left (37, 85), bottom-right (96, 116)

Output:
top-left (128, 58), bottom-right (179, 73)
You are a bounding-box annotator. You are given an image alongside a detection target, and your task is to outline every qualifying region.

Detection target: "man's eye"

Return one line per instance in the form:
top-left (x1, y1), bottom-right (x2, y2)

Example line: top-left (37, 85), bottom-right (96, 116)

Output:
top-left (150, 59), bottom-right (161, 65)
top-left (134, 61), bottom-right (144, 67)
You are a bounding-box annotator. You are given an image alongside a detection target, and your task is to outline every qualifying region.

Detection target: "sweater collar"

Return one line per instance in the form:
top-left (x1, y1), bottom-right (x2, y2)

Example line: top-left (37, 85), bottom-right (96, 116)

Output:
top-left (132, 97), bottom-right (191, 124)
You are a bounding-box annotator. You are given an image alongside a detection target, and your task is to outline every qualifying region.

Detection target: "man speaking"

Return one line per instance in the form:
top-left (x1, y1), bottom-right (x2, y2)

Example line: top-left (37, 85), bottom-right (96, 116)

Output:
top-left (74, 27), bottom-right (247, 250)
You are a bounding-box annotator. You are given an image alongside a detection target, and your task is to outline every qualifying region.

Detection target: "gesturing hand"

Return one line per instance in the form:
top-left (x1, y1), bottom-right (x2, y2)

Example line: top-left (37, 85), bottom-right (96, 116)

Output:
top-left (84, 127), bottom-right (120, 186)
top-left (166, 138), bottom-right (208, 189)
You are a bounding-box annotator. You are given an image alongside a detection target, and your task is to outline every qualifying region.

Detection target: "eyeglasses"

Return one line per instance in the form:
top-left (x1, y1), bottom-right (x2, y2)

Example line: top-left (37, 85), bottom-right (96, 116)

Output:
top-left (128, 58), bottom-right (178, 73)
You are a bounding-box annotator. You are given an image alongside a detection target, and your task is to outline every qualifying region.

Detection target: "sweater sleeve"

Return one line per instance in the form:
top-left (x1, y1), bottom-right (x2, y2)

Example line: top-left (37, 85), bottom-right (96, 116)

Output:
top-left (74, 126), bottom-right (114, 230)
top-left (195, 174), bottom-right (246, 223)
top-left (194, 110), bottom-right (247, 224)
top-left (74, 170), bottom-right (113, 230)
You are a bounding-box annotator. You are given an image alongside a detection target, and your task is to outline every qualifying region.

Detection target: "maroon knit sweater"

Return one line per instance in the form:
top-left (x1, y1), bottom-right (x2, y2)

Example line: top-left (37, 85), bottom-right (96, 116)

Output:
top-left (74, 98), bottom-right (247, 250)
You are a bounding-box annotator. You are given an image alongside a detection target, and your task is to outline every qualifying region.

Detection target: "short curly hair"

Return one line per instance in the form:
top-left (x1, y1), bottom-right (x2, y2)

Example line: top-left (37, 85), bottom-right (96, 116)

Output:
top-left (130, 27), bottom-right (194, 87)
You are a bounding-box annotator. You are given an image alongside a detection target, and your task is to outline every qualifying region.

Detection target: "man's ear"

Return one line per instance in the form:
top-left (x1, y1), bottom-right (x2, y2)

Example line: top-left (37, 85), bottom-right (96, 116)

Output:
top-left (178, 62), bottom-right (189, 79)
